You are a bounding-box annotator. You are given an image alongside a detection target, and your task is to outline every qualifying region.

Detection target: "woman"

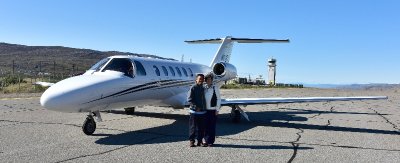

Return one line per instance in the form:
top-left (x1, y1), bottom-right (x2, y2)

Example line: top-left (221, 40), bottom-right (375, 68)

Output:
top-left (203, 73), bottom-right (221, 147)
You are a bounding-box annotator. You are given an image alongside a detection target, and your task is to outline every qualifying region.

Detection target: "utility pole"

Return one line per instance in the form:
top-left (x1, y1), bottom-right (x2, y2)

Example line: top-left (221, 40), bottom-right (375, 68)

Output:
top-left (12, 60), bottom-right (15, 75)
top-left (39, 61), bottom-right (42, 75)
top-left (62, 65), bottom-right (65, 79)
top-left (39, 61), bottom-right (42, 81)
top-left (53, 61), bottom-right (56, 80)
top-left (72, 64), bottom-right (75, 76)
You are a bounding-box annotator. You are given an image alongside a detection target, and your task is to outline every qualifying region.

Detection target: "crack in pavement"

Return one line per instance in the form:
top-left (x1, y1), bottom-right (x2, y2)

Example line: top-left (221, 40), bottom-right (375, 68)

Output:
top-left (287, 128), bottom-right (304, 163)
top-left (325, 106), bottom-right (334, 129)
top-left (0, 122), bottom-right (24, 128)
top-left (55, 135), bottom-right (166, 163)
top-left (368, 107), bottom-right (400, 133)
top-left (285, 105), bottom-right (334, 163)
top-left (308, 106), bottom-right (322, 119)
top-left (309, 113), bottom-right (321, 119)
top-left (0, 108), bottom-right (44, 114)
top-left (0, 115), bottom-right (138, 129)
top-left (324, 119), bottom-right (331, 130)
top-left (101, 116), bottom-right (136, 122)
top-left (0, 119), bottom-right (184, 137)
top-left (218, 136), bottom-right (400, 152)
top-left (281, 112), bottom-right (305, 163)
top-left (311, 118), bottom-right (383, 123)
top-left (0, 119), bottom-right (81, 128)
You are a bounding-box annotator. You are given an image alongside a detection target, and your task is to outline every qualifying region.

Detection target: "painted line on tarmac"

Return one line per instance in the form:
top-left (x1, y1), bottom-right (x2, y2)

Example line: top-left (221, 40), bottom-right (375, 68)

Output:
top-left (0, 97), bottom-right (40, 101)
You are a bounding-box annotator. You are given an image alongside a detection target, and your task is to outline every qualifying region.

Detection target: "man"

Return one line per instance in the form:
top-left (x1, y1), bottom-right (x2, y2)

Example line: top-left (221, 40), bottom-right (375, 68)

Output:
top-left (187, 74), bottom-right (207, 147)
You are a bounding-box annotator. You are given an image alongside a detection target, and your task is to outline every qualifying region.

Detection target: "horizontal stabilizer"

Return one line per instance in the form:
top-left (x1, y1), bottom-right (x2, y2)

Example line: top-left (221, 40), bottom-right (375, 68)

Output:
top-left (185, 36), bottom-right (290, 66)
top-left (185, 37), bottom-right (290, 44)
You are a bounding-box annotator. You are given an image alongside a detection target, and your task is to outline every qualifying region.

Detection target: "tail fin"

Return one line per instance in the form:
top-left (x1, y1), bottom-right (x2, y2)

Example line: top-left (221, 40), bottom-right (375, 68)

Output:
top-left (185, 36), bottom-right (290, 67)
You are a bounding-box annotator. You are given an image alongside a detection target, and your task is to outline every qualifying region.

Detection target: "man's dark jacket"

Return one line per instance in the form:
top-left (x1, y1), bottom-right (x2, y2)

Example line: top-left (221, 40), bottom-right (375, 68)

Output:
top-left (187, 84), bottom-right (206, 111)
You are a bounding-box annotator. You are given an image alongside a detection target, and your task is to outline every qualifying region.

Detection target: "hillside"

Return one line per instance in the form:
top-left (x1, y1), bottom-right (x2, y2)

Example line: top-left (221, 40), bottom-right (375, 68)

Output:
top-left (0, 42), bottom-right (175, 77)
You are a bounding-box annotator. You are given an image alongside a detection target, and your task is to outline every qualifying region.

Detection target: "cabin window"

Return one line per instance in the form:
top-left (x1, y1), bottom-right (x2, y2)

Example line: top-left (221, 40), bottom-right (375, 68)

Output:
top-left (102, 58), bottom-right (133, 77)
top-left (161, 66), bottom-right (168, 76)
top-left (153, 65), bottom-right (161, 76)
top-left (90, 58), bottom-right (110, 71)
top-left (134, 60), bottom-right (147, 76)
top-left (181, 67), bottom-right (188, 77)
top-left (175, 67), bottom-right (182, 77)
top-left (169, 66), bottom-right (176, 76)
top-left (188, 68), bottom-right (194, 77)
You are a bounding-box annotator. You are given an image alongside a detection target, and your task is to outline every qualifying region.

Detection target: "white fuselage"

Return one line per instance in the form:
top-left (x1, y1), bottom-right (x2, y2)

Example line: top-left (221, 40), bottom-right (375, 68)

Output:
top-left (40, 56), bottom-right (213, 113)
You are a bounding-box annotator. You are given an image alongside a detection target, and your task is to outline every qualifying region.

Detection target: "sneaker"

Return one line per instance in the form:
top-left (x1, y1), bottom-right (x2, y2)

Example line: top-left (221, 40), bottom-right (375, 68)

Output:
top-left (189, 141), bottom-right (195, 147)
top-left (202, 143), bottom-right (208, 147)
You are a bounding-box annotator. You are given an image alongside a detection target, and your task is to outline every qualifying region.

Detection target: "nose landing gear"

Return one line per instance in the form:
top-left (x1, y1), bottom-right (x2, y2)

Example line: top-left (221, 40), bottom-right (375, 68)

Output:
top-left (82, 115), bottom-right (96, 135)
top-left (82, 111), bottom-right (102, 135)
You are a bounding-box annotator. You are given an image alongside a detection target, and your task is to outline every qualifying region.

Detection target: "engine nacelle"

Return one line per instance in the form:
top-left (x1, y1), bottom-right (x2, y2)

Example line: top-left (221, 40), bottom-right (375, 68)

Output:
top-left (212, 62), bottom-right (237, 81)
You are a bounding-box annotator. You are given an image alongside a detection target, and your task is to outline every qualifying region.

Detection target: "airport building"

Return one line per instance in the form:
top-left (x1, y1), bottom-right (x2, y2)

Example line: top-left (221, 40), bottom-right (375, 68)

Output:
top-left (268, 58), bottom-right (277, 86)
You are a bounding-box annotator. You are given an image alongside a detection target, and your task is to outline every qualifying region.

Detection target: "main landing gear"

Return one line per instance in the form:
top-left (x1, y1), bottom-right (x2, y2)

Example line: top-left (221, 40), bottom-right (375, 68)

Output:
top-left (82, 111), bottom-right (102, 135)
top-left (124, 107), bottom-right (136, 115)
top-left (230, 105), bottom-right (250, 123)
top-left (230, 105), bottom-right (241, 123)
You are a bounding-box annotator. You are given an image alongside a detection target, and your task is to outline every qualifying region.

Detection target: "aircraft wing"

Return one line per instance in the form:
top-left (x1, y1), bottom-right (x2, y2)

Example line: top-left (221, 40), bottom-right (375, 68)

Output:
top-left (33, 82), bottom-right (54, 87)
top-left (221, 96), bottom-right (388, 106)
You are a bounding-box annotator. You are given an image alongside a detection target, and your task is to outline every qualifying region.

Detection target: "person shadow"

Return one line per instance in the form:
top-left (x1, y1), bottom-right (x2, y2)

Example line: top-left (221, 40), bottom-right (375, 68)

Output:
top-left (95, 107), bottom-right (398, 149)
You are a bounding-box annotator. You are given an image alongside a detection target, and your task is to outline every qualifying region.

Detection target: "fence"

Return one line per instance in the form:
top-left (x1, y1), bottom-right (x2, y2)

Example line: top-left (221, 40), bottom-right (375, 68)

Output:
top-left (0, 60), bottom-right (92, 93)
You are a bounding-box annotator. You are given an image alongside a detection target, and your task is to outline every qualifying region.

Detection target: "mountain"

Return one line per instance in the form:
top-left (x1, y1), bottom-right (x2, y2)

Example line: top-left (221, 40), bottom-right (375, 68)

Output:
top-left (304, 83), bottom-right (400, 90)
top-left (0, 42), bottom-right (175, 76)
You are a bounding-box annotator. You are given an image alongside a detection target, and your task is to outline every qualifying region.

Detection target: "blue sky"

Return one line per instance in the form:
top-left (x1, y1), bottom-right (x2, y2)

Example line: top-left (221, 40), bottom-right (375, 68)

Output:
top-left (1, 0), bottom-right (399, 84)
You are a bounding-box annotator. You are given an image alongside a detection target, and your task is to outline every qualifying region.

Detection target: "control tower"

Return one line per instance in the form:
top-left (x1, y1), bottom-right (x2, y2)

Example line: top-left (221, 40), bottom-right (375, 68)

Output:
top-left (268, 58), bottom-right (277, 85)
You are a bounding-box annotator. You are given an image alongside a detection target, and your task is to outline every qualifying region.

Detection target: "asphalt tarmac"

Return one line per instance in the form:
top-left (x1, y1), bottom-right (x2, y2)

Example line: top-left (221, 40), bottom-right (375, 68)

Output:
top-left (0, 88), bottom-right (399, 163)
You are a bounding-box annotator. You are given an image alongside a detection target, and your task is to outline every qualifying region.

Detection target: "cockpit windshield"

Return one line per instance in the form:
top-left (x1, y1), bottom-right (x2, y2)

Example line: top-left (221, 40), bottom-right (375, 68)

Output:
top-left (89, 58), bottom-right (111, 71)
top-left (102, 58), bottom-right (134, 77)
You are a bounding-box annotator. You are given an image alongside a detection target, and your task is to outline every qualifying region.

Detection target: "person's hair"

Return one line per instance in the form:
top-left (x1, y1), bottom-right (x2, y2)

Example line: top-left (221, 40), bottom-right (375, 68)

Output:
top-left (205, 73), bottom-right (213, 80)
top-left (196, 73), bottom-right (204, 78)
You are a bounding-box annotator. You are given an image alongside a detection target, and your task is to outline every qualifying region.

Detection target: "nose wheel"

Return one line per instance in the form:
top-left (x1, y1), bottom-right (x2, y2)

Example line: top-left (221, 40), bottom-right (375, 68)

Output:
top-left (82, 114), bottom-right (96, 135)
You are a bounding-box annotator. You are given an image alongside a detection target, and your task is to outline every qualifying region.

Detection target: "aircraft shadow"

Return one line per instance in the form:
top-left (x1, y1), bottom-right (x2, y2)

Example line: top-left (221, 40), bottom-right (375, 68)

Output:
top-left (95, 108), bottom-right (398, 147)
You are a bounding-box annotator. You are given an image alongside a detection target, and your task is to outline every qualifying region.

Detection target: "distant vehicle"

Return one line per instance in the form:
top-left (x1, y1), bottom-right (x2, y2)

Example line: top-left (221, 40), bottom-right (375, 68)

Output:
top-left (39, 36), bottom-right (387, 135)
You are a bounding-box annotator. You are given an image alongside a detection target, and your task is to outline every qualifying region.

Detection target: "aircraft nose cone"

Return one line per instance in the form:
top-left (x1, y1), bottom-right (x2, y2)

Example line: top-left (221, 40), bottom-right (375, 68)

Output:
top-left (40, 92), bottom-right (58, 110)
top-left (40, 74), bottom-right (122, 112)
top-left (40, 88), bottom-right (68, 111)
top-left (39, 78), bottom-right (83, 112)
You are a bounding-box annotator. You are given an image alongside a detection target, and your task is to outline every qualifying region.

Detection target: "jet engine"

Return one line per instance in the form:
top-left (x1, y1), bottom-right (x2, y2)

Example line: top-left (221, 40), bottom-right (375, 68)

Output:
top-left (212, 62), bottom-right (237, 81)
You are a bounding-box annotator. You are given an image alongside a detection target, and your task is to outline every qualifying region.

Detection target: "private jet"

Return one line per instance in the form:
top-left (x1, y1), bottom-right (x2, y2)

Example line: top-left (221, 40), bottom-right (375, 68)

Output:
top-left (40, 36), bottom-right (388, 135)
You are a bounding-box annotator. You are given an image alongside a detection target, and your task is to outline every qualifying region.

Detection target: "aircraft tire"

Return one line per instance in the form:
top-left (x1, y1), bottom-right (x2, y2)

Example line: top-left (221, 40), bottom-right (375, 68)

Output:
top-left (231, 109), bottom-right (241, 123)
top-left (124, 107), bottom-right (135, 115)
top-left (82, 116), bottom-right (96, 135)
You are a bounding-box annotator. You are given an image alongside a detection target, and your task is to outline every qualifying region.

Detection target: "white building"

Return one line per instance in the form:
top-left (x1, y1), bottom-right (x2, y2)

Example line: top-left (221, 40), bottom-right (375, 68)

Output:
top-left (268, 58), bottom-right (277, 85)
